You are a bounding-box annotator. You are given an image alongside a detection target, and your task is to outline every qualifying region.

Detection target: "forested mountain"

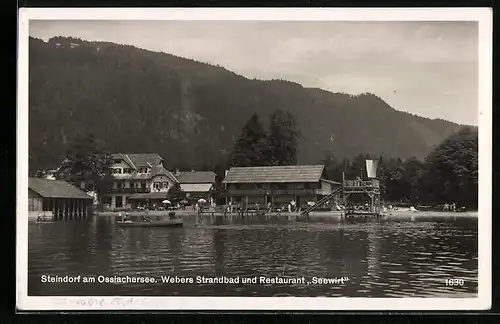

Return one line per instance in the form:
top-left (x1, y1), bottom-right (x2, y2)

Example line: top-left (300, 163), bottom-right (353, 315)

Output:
top-left (29, 36), bottom-right (464, 172)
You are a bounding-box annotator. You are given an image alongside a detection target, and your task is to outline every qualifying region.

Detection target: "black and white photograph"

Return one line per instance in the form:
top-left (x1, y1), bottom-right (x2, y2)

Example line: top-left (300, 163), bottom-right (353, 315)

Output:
top-left (17, 8), bottom-right (492, 311)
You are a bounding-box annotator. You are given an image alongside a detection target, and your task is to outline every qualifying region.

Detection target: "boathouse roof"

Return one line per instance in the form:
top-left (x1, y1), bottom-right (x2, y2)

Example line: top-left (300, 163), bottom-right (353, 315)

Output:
top-left (177, 171), bottom-right (216, 184)
top-left (180, 183), bottom-right (213, 193)
top-left (28, 178), bottom-right (93, 199)
top-left (223, 165), bottom-right (326, 184)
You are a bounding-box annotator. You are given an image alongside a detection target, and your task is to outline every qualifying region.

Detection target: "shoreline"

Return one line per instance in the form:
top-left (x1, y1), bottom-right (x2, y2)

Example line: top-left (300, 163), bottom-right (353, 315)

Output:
top-left (94, 209), bottom-right (478, 218)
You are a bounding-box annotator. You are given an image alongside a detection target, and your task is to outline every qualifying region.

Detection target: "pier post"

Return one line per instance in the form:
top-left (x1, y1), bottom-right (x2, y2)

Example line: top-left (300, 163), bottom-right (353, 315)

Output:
top-left (50, 199), bottom-right (54, 220)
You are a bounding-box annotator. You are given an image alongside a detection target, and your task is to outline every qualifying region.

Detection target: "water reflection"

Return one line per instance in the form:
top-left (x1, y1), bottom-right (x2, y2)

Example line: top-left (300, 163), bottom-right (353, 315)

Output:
top-left (28, 214), bottom-right (478, 297)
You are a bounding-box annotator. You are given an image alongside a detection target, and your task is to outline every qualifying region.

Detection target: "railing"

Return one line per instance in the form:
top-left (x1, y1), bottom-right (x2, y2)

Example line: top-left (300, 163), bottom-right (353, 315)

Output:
top-left (343, 179), bottom-right (380, 189)
top-left (301, 186), bottom-right (343, 216)
top-left (109, 187), bottom-right (151, 193)
top-left (227, 188), bottom-right (318, 196)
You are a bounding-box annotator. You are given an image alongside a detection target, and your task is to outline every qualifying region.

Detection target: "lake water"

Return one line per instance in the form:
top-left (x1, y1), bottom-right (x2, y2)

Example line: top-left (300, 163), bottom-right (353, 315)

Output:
top-left (28, 213), bottom-right (478, 297)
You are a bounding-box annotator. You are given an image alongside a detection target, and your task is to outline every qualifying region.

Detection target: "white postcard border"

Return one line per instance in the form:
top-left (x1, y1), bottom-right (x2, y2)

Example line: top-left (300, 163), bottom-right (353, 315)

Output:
top-left (17, 7), bottom-right (492, 311)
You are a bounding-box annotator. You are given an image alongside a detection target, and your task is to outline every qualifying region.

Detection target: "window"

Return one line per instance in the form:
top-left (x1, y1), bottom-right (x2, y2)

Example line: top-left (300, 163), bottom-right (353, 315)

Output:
top-left (304, 183), bottom-right (311, 189)
top-left (163, 182), bottom-right (169, 189)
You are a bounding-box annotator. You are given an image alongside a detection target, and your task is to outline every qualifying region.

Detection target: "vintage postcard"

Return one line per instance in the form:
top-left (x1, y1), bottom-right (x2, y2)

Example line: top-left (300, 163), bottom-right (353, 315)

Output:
top-left (17, 8), bottom-right (492, 311)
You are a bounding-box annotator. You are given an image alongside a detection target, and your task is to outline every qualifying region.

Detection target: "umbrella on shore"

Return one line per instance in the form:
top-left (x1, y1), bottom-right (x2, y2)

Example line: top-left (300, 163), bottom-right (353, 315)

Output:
top-left (162, 199), bottom-right (171, 204)
top-left (180, 199), bottom-right (189, 205)
top-left (198, 198), bottom-right (207, 204)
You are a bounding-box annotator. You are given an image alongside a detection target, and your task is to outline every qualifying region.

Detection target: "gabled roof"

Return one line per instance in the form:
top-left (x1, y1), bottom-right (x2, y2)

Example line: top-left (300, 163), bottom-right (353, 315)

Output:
top-left (177, 171), bottom-right (216, 184)
top-left (223, 165), bottom-right (325, 184)
top-left (28, 178), bottom-right (93, 199)
top-left (110, 153), bottom-right (163, 168)
top-left (150, 165), bottom-right (179, 183)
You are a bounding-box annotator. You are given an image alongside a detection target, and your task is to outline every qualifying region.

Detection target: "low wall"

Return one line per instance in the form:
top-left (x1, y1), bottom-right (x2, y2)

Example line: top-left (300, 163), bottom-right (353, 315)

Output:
top-left (28, 211), bottom-right (54, 219)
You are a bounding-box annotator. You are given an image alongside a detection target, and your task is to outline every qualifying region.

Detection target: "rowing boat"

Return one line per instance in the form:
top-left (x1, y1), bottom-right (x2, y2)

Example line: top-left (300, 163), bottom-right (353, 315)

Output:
top-left (117, 219), bottom-right (183, 228)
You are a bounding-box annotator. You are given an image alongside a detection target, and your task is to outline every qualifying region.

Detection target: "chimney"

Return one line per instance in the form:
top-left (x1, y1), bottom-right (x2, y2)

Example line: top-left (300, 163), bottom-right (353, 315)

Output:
top-left (225, 170), bottom-right (229, 177)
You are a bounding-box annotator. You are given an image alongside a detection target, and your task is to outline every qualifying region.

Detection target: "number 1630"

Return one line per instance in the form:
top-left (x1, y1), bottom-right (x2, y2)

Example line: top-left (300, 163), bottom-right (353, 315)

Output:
top-left (445, 279), bottom-right (464, 286)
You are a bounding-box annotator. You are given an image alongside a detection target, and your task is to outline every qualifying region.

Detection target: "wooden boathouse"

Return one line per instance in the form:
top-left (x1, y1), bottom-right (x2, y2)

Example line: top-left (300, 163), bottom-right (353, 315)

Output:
top-left (28, 177), bottom-right (93, 220)
top-left (223, 165), bottom-right (341, 210)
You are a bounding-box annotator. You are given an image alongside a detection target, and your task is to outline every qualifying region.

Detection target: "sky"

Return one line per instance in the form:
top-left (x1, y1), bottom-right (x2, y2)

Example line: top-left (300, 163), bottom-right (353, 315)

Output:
top-left (29, 20), bottom-right (479, 125)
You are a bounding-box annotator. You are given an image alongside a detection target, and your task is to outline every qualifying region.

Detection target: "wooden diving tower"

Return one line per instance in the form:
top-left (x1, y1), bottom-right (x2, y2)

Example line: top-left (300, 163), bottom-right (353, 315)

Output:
top-left (299, 159), bottom-right (383, 219)
top-left (343, 159), bottom-right (382, 218)
top-left (343, 178), bottom-right (381, 217)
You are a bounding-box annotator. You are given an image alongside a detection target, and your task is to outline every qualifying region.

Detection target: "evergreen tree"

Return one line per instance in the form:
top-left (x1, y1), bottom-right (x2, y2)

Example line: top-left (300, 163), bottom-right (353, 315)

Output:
top-left (402, 157), bottom-right (425, 203)
top-left (229, 113), bottom-right (268, 167)
top-left (321, 150), bottom-right (340, 181)
top-left (266, 109), bottom-right (301, 166)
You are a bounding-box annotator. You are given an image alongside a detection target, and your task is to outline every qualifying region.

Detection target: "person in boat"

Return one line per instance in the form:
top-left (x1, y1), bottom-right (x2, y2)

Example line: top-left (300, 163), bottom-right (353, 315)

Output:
top-left (142, 210), bottom-right (152, 223)
top-left (121, 212), bottom-right (132, 223)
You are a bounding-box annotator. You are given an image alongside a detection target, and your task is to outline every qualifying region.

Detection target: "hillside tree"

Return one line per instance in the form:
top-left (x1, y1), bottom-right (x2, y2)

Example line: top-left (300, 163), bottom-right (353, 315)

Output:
top-left (229, 113), bottom-right (268, 167)
top-left (266, 109), bottom-right (301, 166)
top-left (420, 127), bottom-right (478, 208)
top-left (55, 134), bottom-right (114, 204)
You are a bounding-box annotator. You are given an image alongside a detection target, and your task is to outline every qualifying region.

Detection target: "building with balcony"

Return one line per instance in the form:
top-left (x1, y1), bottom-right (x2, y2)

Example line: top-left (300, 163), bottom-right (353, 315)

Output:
top-left (222, 164), bottom-right (341, 209)
top-left (92, 153), bottom-right (179, 210)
